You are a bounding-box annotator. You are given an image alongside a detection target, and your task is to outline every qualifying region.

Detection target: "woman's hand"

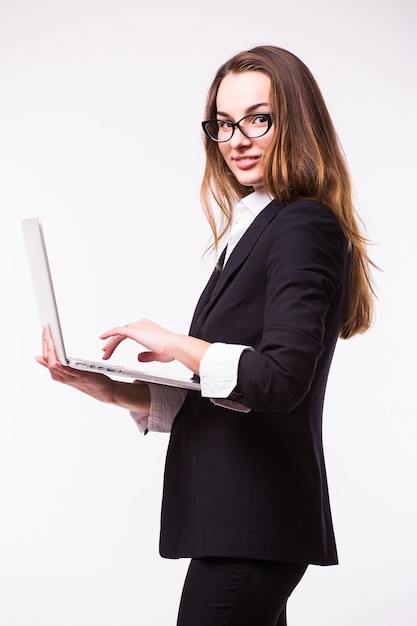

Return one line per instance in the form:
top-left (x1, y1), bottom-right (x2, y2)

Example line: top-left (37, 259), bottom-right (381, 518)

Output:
top-left (36, 326), bottom-right (151, 413)
top-left (100, 319), bottom-right (176, 364)
top-left (36, 325), bottom-right (114, 401)
top-left (100, 318), bottom-right (211, 376)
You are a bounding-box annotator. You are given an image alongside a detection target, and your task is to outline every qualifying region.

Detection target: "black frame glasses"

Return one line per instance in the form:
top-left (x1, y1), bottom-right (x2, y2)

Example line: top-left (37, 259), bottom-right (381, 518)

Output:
top-left (201, 113), bottom-right (273, 143)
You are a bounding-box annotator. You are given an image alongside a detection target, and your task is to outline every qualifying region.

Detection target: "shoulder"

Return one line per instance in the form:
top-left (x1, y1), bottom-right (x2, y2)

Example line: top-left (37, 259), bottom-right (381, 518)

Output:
top-left (268, 198), bottom-right (344, 243)
top-left (272, 198), bottom-right (341, 227)
top-left (266, 198), bottom-right (347, 271)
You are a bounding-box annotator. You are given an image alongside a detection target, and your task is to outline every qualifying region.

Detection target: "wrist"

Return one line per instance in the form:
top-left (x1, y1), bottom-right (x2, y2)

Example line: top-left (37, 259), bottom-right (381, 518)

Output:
top-left (110, 379), bottom-right (151, 414)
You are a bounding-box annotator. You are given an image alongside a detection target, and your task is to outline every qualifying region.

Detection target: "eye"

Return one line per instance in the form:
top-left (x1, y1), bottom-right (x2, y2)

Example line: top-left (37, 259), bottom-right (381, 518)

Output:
top-left (251, 114), bottom-right (270, 126)
top-left (218, 119), bottom-right (234, 129)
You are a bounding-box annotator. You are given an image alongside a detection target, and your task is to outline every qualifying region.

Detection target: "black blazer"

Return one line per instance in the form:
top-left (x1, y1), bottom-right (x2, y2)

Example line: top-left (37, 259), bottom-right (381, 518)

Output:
top-left (159, 198), bottom-right (348, 566)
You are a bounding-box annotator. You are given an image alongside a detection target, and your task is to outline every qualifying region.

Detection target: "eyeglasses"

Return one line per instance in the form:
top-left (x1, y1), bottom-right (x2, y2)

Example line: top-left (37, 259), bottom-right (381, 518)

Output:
top-left (202, 113), bottom-right (273, 143)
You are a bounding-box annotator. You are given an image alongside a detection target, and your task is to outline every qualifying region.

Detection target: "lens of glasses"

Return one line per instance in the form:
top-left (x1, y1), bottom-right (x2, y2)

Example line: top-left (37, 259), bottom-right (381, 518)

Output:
top-left (238, 114), bottom-right (271, 138)
top-left (203, 120), bottom-right (224, 141)
top-left (203, 114), bottom-right (272, 142)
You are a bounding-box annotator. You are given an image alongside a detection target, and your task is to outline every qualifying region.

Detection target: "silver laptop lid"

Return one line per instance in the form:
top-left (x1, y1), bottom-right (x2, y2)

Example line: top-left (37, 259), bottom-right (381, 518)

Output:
top-left (21, 217), bottom-right (201, 391)
top-left (21, 217), bottom-right (68, 365)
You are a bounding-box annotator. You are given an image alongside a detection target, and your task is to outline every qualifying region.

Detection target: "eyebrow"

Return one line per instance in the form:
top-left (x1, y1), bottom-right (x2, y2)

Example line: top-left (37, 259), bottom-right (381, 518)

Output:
top-left (216, 102), bottom-right (270, 118)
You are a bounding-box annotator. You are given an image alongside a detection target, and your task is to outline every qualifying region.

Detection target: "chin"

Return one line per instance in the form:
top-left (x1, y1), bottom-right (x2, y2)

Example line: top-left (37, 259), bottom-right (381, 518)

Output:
top-left (234, 174), bottom-right (258, 188)
top-left (238, 178), bottom-right (262, 189)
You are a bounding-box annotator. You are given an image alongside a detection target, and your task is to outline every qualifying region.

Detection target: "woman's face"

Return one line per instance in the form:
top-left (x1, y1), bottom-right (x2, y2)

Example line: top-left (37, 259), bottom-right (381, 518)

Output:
top-left (215, 71), bottom-right (273, 190)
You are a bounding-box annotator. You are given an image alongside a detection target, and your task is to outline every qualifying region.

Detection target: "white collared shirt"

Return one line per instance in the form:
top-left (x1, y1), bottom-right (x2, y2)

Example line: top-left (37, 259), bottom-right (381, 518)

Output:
top-left (223, 189), bottom-right (272, 263)
top-left (131, 189), bottom-right (273, 433)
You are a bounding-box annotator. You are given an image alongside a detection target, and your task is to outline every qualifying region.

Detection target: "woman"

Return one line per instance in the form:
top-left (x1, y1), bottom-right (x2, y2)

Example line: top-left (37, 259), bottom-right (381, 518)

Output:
top-left (38, 45), bottom-right (375, 625)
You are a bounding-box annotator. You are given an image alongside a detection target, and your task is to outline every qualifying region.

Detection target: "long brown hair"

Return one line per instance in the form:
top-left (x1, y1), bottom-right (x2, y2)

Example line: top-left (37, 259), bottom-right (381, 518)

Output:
top-left (200, 45), bottom-right (375, 338)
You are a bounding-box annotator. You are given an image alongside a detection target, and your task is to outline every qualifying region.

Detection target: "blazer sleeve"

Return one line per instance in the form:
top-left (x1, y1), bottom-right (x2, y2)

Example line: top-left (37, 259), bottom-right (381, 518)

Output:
top-left (230, 200), bottom-right (348, 413)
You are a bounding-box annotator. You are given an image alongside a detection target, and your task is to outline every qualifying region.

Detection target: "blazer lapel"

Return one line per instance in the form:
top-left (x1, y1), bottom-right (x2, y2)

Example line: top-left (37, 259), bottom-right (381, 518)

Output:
top-left (191, 200), bottom-right (285, 337)
top-left (189, 246), bottom-right (227, 333)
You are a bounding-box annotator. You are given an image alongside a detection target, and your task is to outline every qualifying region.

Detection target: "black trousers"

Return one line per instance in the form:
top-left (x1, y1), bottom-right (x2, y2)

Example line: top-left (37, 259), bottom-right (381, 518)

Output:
top-left (176, 557), bottom-right (308, 626)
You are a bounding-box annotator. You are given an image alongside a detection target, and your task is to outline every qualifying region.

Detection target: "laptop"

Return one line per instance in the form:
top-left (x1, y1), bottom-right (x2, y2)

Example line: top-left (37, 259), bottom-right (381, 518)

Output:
top-left (21, 217), bottom-right (201, 391)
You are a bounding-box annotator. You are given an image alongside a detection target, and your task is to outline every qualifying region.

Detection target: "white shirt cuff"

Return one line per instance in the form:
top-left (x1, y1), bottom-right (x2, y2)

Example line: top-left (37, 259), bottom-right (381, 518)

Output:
top-left (200, 342), bottom-right (253, 398)
top-left (130, 383), bottom-right (188, 434)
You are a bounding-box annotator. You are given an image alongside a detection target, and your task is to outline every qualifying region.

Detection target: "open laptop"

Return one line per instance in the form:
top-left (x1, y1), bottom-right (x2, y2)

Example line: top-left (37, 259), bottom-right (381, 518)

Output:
top-left (21, 217), bottom-right (201, 391)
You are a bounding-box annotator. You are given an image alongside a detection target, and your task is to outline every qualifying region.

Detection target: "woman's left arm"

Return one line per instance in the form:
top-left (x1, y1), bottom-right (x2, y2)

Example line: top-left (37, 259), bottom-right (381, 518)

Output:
top-left (230, 201), bottom-right (348, 413)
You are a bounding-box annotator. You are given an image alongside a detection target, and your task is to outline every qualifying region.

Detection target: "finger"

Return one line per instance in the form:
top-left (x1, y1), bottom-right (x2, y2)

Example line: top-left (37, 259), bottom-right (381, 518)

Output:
top-left (45, 334), bottom-right (59, 366)
top-left (101, 335), bottom-right (126, 360)
top-left (42, 325), bottom-right (50, 360)
top-left (36, 355), bottom-right (50, 369)
top-left (42, 325), bottom-right (60, 365)
top-left (99, 326), bottom-right (131, 340)
top-left (137, 351), bottom-right (156, 363)
top-left (36, 354), bottom-right (67, 381)
top-left (138, 351), bottom-right (174, 364)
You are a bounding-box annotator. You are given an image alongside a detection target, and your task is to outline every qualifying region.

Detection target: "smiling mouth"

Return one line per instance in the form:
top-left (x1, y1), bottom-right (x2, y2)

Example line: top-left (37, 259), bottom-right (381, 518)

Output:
top-left (233, 156), bottom-right (261, 170)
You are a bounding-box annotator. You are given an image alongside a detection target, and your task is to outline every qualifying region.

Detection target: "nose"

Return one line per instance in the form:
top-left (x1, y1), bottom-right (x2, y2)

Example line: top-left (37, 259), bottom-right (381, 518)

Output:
top-left (229, 127), bottom-right (251, 149)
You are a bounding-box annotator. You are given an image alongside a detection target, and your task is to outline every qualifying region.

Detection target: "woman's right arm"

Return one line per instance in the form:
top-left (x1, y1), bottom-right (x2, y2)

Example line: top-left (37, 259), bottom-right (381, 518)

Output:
top-left (36, 325), bottom-right (151, 414)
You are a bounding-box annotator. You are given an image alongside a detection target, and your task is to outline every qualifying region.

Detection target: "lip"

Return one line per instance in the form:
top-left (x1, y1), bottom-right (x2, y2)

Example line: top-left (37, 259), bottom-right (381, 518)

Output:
top-left (232, 155), bottom-right (261, 170)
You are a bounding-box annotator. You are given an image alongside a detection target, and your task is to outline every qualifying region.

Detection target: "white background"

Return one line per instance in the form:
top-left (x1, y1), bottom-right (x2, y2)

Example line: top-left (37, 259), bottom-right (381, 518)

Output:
top-left (0, 0), bottom-right (416, 624)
